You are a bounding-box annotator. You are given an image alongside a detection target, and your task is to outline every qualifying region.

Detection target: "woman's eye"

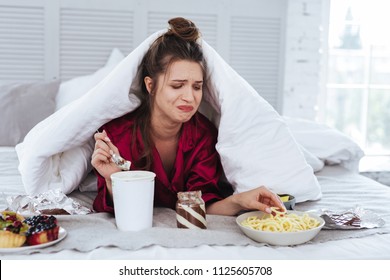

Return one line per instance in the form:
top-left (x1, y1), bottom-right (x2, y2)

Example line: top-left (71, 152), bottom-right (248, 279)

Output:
top-left (172, 84), bottom-right (182, 89)
top-left (193, 85), bottom-right (202, 91)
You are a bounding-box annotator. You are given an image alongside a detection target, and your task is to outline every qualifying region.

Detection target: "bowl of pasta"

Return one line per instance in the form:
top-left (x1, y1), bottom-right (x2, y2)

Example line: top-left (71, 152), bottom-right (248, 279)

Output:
top-left (236, 208), bottom-right (325, 246)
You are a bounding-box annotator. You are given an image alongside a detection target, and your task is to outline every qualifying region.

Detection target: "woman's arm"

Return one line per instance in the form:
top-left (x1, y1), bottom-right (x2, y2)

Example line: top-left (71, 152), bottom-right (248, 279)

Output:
top-left (91, 130), bottom-right (121, 212)
top-left (206, 186), bottom-right (285, 216)
top-left (186, 114), bottom-right (285, 216)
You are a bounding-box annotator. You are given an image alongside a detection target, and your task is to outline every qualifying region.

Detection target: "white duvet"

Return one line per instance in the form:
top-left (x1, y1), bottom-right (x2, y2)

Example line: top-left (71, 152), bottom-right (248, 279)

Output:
top-left (15, 30), bottom-right (363, 202)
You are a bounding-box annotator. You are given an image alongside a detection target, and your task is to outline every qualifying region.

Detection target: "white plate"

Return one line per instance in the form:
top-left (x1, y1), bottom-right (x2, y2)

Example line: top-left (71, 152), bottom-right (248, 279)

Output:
top-left (236, 211), bottom-right (325, 246)
top-left (0, 227), bottom-right (67, 253)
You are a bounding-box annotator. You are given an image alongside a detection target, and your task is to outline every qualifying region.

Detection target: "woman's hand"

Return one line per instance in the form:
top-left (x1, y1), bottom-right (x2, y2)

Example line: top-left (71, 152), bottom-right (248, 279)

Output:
top-left (91, 130), bottom-right (121, 180)
top-left (232, 186), bottom-right (285, 214)
top-left (206, 186), bottom-right (285, 216)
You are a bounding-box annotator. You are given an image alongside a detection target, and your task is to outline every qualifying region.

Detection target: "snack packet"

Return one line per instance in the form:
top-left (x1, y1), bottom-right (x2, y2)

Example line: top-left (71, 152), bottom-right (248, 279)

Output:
top-left (4, 189), bottom-right (92, 215)
top-left (320, 206), bottom-right (385, 230)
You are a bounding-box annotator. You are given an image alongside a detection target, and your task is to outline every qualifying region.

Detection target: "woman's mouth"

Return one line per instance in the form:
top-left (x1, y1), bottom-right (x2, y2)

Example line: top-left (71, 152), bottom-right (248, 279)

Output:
top-left (177, 105), bottom-right (194, 112)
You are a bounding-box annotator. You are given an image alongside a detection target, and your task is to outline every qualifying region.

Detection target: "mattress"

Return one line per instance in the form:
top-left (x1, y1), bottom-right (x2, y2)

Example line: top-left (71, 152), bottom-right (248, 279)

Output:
top-left (1, 146), bottom-right (390, 260)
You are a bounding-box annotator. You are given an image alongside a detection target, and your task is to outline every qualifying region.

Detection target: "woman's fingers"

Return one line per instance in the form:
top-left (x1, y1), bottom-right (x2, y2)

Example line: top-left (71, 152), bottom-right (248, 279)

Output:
top-left (272, 193), bottom-right (286, 210)
top-left (94, 139), bottom-right (110, 153)
top-left (94, 130), bottom-right (120, 155)
top-left (248, 200), bottom-right (273, 214)
top-left (93, 147), bottom-right (111, 160)
top-left (92, 151), bottom-right (110, 164)
top-left (257, 186), bottom-right (286, 211)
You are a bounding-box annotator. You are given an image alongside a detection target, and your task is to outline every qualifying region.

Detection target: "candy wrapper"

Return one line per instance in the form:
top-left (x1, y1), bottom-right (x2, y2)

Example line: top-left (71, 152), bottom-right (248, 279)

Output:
top-left (320, 206), bottom-right (385, 230)
top-left (4, 189), bottom-right (93, 215)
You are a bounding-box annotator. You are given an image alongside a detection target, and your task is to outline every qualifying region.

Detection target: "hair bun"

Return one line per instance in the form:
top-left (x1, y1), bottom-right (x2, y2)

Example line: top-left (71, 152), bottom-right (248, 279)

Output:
top-left (167, 17), bottom-right (200, 42)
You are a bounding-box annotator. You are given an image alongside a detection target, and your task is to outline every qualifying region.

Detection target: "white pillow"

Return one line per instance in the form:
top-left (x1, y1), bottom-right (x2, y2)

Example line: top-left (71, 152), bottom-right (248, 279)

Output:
top-left (0, 81), bottom-right (60, 145)
top-left (299, 144), bottom-right (325, 172)
top-left (283, 116), bottom-right (365, 172)
top-left (55, 48), bottom-right (125, 110)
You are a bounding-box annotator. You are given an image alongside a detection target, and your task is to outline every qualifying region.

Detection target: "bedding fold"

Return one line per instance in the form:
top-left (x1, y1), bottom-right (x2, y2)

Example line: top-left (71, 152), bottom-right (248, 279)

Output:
top-left (284, 116), bottom-right (365, 173)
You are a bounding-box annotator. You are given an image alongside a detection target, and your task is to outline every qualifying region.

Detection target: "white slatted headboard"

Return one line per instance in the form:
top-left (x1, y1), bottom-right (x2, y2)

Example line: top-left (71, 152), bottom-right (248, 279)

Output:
top-left (0, 4), bottom-right (45, 81)
top-left (0, 0), bottom-right (286, 112)
top-left (59, 8), bottom-right (134, 81)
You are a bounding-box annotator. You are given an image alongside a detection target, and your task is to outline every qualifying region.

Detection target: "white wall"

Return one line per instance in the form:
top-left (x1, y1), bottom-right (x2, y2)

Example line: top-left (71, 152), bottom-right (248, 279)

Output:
top-left (0, 0), bottom-right (287, 112)
top-left (283, 0), bottom-right (330, 120)
top-left (0, 0), bottom-right (330, 119)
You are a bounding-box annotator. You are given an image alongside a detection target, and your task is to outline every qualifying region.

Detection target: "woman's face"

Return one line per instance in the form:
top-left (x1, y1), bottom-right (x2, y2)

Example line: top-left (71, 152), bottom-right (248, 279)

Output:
top-left (147, 60), bottom-right (203, 124)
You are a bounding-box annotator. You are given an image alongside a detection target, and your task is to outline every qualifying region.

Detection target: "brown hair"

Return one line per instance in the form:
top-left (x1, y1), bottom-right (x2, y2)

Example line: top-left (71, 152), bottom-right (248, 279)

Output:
top-left (132, 17), bottom-right (207, 170)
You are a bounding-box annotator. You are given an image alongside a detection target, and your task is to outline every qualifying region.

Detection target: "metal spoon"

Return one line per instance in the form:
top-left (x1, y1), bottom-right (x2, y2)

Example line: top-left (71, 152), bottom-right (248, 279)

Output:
top-left (111, 152), bottom-right (131, 171)
top-left (95, 130), bottom-right (131, 171)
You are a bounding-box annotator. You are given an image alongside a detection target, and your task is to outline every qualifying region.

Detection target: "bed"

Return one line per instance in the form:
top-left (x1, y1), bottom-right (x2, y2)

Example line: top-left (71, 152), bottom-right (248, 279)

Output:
top-left (1, 144), bottom-right (390, 260)
top-left (0, 76), bottom-right (389, 260)
top-left (1, 0), bottom-right (390, 261)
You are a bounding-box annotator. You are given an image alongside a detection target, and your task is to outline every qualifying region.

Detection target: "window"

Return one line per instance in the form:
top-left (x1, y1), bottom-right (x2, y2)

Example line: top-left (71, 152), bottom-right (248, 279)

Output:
top-left (324, 0), bottom-right (390, 156)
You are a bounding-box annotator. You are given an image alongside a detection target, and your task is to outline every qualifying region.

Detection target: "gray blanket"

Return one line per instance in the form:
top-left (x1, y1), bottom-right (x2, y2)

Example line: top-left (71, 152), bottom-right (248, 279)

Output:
top-left (35, 206), bottom-right (389, 255)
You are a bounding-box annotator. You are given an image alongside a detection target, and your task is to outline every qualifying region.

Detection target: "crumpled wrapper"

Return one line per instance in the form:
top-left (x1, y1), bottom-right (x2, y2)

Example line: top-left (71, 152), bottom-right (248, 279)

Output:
top-left (320, 206), bottom-right (385, 230)
top-left (5, 189), bottom-right (93, 215)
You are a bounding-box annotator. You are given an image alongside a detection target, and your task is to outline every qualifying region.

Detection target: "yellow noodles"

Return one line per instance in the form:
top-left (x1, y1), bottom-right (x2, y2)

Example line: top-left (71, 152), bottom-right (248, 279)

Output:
top-left (241, 207), bottom-right (321, 233)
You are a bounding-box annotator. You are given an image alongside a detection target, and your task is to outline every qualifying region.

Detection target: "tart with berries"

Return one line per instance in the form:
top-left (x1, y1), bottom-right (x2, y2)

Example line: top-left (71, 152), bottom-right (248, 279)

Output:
top-left (24, 215), bottom-right (59, 245)
top-left (0, 211), bottom-right (29, 248)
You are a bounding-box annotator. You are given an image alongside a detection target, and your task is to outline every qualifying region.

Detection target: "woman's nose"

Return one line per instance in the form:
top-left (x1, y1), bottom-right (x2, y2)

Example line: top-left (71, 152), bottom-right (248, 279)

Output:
top-left (181, 86), bottom-right (195, 102)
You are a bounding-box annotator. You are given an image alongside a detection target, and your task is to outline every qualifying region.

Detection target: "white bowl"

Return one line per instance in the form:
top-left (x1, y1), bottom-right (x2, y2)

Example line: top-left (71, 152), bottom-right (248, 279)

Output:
top-left (236, 210), bottom-right (325, 246)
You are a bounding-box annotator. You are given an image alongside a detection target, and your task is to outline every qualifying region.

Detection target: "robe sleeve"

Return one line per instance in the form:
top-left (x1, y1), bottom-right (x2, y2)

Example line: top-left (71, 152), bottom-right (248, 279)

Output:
top-left (92, 171), bottom-right (115, 213)
top-left (185, 125), bottom-right (224, 205)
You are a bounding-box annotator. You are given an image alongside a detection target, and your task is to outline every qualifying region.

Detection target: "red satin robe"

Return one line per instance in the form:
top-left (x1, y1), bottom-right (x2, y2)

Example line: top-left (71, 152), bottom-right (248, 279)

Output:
top-left (93, 111), bottom-right (224, 213)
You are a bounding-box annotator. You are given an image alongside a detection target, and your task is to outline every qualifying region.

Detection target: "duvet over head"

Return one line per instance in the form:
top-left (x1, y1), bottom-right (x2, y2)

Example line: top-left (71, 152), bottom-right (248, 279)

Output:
top-left (15, 29), bottom-right (322, 203)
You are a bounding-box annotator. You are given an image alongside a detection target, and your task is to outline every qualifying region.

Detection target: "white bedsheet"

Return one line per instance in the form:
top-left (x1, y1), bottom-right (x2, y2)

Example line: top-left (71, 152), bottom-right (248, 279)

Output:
top-left (3, 235), bottom-right (390, 260)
